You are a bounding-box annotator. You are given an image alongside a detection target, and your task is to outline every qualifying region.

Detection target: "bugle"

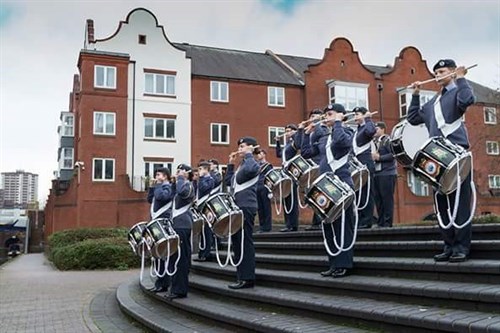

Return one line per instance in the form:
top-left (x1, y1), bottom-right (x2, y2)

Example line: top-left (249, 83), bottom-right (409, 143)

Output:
top-left (406, 64), bottom-right (477, 89)
top-left (229, 145), bottom-right (261, 158)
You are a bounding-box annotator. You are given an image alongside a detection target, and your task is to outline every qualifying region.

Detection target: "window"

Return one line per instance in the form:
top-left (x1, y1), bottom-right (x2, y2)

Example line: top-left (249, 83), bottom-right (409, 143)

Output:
top-left (211, 123), bottom-right (229, 144)
top-left (268, 127), bottom-right (285, 147)
top-left (484, 107), bottom-right (497, 124)
top-left (327, 81), bottom-right (369, 111)
top-left (60, 148), bottom-right (73, 169)
top-left (487, 141), bottom-right (499, 155)
top-left (268, 86), bottom-right (285, 107)
top-left (93, 158), bottom-right (115, 181)
top-left (211, 81), bottom-right (229, 102)
top-left (94, 65), bottom-right (116, 89)
top-left (62, 114), bottom-right (74, 136)
top-left (144, 118), bottom-right (175, 140)
top-left (398, 89), bottom-right (436, 118)
top-left (489, 175), bottom-right (500, 189)
top-left (145, 162), bottom-right (172, 178)
top-left (407, 171), bottom-right (430, 196)
top-left (145, 73), bottom-right (175, 96)
top-left (93, 112), bottom-right (116, 135)
top-left (138, 34), bottom-right (147, 45)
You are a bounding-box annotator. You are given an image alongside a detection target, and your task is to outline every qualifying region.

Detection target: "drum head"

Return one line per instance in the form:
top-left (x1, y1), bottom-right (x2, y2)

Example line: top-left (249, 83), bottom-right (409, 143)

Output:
top-left (272, 177), bottom-right (293, 199)
top-left (438, 154), bottom-right (472, 194)
top-left (298, 166), bottom-right (320, 190)
top-left (154, 237), bottom-right (179, 258)
top-left (212, 212), bottom-right (243, 238)
top-left (352, 169), bottom-right (369, 192)
top-left (390, 121), bottom-right (429, 165)
top-left (192, 218), bottom-right (203, 237)
top-left (323, 195), bottom-right (355, 223)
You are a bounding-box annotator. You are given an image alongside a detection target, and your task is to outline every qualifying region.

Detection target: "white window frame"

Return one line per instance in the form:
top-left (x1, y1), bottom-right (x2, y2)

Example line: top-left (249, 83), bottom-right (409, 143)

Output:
top-left (145, 161), bottom-right (173, 178)
top-left (268, 127), bottom-right (285, 147)
top-left (145, 73), bottom-right (176, 96)
top-left (62, 114), bottom-right (74, 137)
top-left (396, 88), bottom-right (436, 118)
top-left (144, 118), bottom-right (176, 140)
top-left (328, 81), bottom-right (369, 111)
top-left (92, 158), bottom-right (115, 182)
top-left (484, 107), bottom-right (497, 125)
top-left (94, 65), bottom-right (116, 89)
top-left (407, 171), bottom-right (430, 197)
top-left (60, 148), bottom-right (74, 170)
top-left (488, 175), bottom-right (500, 189)
top-left (486, 141), bottom-right (500, 155)
top-left (210, 123), bottom-right (230, 144)
top-left (268, 86), bottom-right (285, 107)
top-left (210, 81), bottom-right (229, 102)
top-left (93, 111), bottom-right (116, 135)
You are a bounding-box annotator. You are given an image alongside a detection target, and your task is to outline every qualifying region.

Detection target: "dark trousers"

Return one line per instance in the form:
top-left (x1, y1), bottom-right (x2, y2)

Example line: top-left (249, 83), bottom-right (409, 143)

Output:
top-left (283, 183), bottom-right (299, 230)
top-left (168, 228), bottom-right (191, 296)
top-left (311, 212), bottom-right (322, 226)
top-left (257, 187), bottom-right (272, 232)
top-left (373, 174), bottom-right (397, 227)
top-left (231, 206), bottom-right (257, 281)
top-left (356, 176), bottom-right (374, 227)
top-left (435, 172), bottom-right (472, 256)
top-left (324, 204), bottom-right (355, 269)
top-left (154, 259), bottom-right (170, 289)
top-left (198, 224), bottom-right (213, 259)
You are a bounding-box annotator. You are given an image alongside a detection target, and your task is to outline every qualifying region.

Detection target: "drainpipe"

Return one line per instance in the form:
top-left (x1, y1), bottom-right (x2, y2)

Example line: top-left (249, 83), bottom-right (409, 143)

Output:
top-left (131, 60), bottom-right (136, 185)
top-left (377, 82), bottom-right (384, 121)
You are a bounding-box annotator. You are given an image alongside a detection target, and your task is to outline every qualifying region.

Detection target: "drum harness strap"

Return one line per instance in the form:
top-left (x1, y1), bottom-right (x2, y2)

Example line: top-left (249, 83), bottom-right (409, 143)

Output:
top-left (433, 96), bottom-right (477, 230)
top-left (351, 133), bottom-right (374, 210)
top-left (150, 199), bottom-right (172, 220)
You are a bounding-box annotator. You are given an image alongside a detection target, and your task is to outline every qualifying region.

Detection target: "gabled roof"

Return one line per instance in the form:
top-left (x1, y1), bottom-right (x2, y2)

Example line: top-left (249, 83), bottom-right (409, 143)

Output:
top-left (174, 43), bottom-right (304, 86)
top-left (469, 81), bottom-right (500, 105)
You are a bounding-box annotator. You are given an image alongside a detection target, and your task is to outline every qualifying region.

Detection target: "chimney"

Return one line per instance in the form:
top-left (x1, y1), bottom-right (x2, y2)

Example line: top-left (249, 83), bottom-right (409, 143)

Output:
top-left (86, 19), bottom-right (95, 44)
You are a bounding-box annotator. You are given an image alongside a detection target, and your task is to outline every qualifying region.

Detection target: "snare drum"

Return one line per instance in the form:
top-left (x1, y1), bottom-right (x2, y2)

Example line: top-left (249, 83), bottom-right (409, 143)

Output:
top-left (190, 207), bottom-right (205, 237)
top-left (264, 167), bottom-right (293, 198)
top-left (348, 156), bottom-right (370, 192)
top-left (143, 218), bottom-right (179, 258)
top-left (390, 120), bottom-right (429, 166)
top-left (128, 221), bottom-right (148, 256)
top-left (412, 137), bottom-right (472, 194)
top-left (201, 193), bottom-right (243, 237)
top-left (305, 173), bottom-right (355, 223)
top-left (284, 155), bottom-right (320, 190)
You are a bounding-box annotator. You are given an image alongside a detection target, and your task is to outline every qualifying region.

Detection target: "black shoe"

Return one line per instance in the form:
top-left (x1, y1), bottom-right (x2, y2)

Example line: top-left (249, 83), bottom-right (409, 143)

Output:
top-left (228, 280), bottom-right (254, 289)
top-left (164, 293), bottom-right (186, 300)
top-left (358, 225), bottom-right (371, 229)
top-left (305, 225), bottom-right (321, 231)
top-left (433, 252), bottom-right (452, 262)
top-left (332, 268), bottom-right (349, 278)
top-left (280, 227), bottom-right (291, 232)
top-left (449, 253), bottom-right (468, 263)
top-left (149, 286), bottom-right (169, 293)
top-left (320, 268), bottom-right (335, 277)
top-left (290, 227), bottom-right (298, 231)
top-left (193, 257), bottom-right (207, 262)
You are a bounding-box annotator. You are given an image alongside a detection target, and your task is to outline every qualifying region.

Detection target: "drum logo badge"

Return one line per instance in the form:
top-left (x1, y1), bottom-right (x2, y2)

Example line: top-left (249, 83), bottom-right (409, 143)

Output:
top-left (316, 194), bottom-right (328, 208)
top-left (431, 147), bottom-right (449, 159)
top-left (422, 159), bottom-right (439, 176)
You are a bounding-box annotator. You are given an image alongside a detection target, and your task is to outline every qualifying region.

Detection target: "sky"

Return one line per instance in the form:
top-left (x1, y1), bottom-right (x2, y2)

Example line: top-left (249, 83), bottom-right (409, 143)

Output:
top-left (0, 0), bottom-right (499, 206)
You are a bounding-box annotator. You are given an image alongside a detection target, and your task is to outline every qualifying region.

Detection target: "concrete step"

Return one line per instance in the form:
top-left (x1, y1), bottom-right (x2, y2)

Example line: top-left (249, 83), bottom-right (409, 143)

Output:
top-left (137, 280), bottom-right (373, 333)
top-left (117, 277), bottom-right (238, 333)
top-left (185, 273), bottom-right (500, 333)
top-left (190, 261), bottom-right (500, 313)
top-left (254, 223), bottom-right (500, 242)
top-left (251, 240), bottom-right (500, 259)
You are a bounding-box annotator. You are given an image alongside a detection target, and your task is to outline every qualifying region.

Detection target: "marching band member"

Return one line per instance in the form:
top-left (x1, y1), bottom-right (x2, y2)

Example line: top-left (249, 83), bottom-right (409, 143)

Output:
top-left (407, 59), bottom-right (475, 263)
top-left (208, 159), bottom-right (223, 194)
top-left (254, 149), bottom-right (273, 233)
top-left (275, 124), bottom-right (300, 232)
top-left (351, 106), bottom-right (377, 229)
top-left (302, 103), bottom-right (355, 278)
top-left (225, 136), bottom-right (260, 289)
top-left (146, 167), bottom-right (174, 293)
top-left (165, 164), bottom-right (195, 299)
top-left (194, 161), bottom-right (216, 262)
top-left (372, 122), bottom-right (397, 228)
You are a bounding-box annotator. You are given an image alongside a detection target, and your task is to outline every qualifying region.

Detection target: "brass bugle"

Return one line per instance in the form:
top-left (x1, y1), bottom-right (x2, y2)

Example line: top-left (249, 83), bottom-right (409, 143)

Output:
top-left (405, 64), bottom-right (477, 89)
top-left (300, 114), bottom-right (327, 126)
top-left (230, 145), bottom-right (261, 157)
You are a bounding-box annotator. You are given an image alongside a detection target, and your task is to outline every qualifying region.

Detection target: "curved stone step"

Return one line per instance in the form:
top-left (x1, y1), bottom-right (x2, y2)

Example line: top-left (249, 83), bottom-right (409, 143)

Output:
top-left (186, 273), bottom-right (500, 333)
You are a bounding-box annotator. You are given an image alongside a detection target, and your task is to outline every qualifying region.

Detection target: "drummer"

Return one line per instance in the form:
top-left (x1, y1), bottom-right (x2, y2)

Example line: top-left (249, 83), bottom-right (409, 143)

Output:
top-left (302, 103), bottom-right (356, 278)
top-left (194, 161), bottom-right (216, 262)
top-left (254, 149), bottom-right (273, 233)
top-left (275, 124), bottom-right (300, 232)
top-left (407, 59), bottom-right (475, 263)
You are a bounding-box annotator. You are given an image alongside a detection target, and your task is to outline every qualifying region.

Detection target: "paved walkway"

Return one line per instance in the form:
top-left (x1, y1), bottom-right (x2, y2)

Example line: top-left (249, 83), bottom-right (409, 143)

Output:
top-left (0, 254), bottom-right (140, 333)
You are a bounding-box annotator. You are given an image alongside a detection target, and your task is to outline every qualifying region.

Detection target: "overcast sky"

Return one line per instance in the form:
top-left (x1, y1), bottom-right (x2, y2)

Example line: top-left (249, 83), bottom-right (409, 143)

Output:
top-left (1, 0), bottom-right (499, 205)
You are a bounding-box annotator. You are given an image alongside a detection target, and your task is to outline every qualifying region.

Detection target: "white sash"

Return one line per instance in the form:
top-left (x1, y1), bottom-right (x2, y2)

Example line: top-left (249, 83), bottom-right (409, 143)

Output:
top-left (352, 131), bottom-right (372, 156)
top-left (233, 174), bottom-right (259, 194)
top-left (326, 134), bottom-right (349, 172)
top-left (434, 95), bottom-right (463, 138)
top-left (210, 184), bottom-right (222, 195)
top-left (150, 199), bottom-right (172, 220)
top-left (172, 202), bottom-right (192, 219)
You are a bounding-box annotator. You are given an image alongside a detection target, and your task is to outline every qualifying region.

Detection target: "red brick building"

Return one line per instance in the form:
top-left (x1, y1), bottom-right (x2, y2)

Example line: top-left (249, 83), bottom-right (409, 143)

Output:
top-left (44, 8), bottom-right (500, 237)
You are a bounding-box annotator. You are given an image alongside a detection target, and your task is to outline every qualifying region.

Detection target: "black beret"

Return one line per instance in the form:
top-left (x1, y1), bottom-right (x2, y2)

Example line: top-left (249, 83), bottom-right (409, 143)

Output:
top-left (323, 103), bottom-right (346, 114)
top-left (177, 163), bottom-right (192, 172)
top-left (433, 59), bottom-right (457, 72)
top-left (198, 160), bottom-right (210, 168)
top-left (208, 158), bottom-right (219, 165)
top-left (375, 121), bottom-right (386, 129)
top-left (237, 136), bottom-right (258, 146)
top-left (285, 123), bottom-right (298, 130)
top-left (309, 108), bottom-right (323, 117)
top-left (353, 106), bottom-right (368, 114)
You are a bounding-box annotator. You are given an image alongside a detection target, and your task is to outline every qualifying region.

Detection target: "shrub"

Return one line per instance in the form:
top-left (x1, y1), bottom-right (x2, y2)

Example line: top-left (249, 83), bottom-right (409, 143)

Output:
top-left (48, 227), bottom-right (128, 249)
top-left (473, 214), bottom-right (500, 224)
top-left (51, 237), bottom-right (140, 270)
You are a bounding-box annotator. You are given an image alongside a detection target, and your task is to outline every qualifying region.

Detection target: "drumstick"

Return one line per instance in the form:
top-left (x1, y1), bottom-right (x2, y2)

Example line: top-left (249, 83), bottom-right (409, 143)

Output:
top-left (406, 64), bottom-right (478, 89)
